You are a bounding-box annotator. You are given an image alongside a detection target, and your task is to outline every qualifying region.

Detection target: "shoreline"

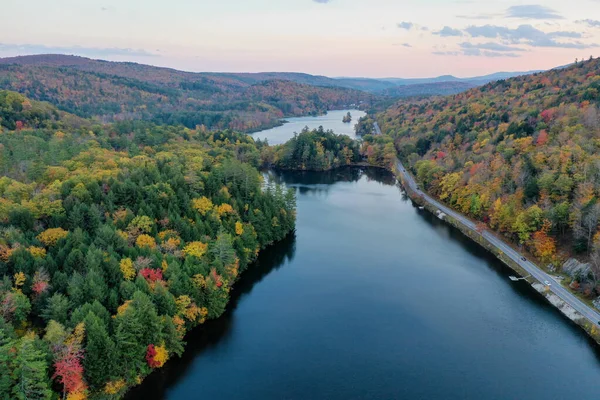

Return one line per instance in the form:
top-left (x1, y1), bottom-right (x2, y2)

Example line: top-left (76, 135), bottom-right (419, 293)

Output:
top-left (391, 162), bottom-right (600, 346)
top-left (264, 156), bottom-right (600, 346)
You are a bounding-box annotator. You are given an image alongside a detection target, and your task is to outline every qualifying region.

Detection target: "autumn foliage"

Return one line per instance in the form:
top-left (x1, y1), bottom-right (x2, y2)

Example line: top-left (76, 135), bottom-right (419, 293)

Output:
top-left (381, 57), bottom-right (600, 268)
top-left (146, 344), bottom-right (168, 368)
top-left (0, 65), bottom-right (296, 399)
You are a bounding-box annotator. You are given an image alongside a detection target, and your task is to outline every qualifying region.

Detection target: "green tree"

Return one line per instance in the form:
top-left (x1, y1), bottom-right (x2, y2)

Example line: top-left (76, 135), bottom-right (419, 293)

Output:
top-left (42, 293), bottom-right (69, 324)
top-left (0, 329), bottom-right (14, 399)
top-left (11, 336), bottom-right (52, 400)
top-left (83, 312), bottom-right (115, 390)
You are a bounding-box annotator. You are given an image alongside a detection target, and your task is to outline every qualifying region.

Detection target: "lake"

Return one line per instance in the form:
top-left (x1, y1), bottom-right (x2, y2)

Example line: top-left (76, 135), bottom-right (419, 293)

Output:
top-left (129, 167), bottom-right (600, 400)
top-left (250, 109), bottom-right (366, 145)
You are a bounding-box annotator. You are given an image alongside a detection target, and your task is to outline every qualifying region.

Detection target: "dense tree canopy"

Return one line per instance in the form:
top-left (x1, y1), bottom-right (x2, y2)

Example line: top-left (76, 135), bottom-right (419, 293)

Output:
top-left (263, 127), bottom-right (361, 171)
top-left (0, 93), bottom-right (296, 398)
top-left (379, 57), bottom-right (600, 296)
top-left (0, 56), bottom-right (373, 132)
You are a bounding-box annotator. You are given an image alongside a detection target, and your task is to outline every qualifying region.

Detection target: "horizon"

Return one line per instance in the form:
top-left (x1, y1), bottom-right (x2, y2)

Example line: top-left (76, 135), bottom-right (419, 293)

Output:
top-left (1, 0), bottom-right (598, 78)
top-left (0, 53), bottom-right (548, 80)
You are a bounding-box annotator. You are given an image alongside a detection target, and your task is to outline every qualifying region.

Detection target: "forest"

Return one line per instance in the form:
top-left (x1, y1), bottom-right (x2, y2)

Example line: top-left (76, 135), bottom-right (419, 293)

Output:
top-left (0, 90), bottom-right (296, 399)
top-left (258, 127), bottom-right (396, 172)
top-left (0, 55), bottom-right (373, 133)
top-left (378, 57), bottom-right (600, 297)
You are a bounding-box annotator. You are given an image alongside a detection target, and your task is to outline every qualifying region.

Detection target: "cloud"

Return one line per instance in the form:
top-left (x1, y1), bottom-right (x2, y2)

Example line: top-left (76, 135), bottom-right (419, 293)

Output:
top-left (456, 13), bottom-right (499, 20)
top-left (433, 49), bottom-right (521, 58)
top-left (432, 51), bottom-right (461, 56)
top-left (397, 22), bottom-right (413, 30)
top-left (459, 42), bottom-right (525, 52)
top-left (548, 31), bottom-right (582, 38)
top-left (402, 43), bottom-right (412, 47)
top-left (0, 43), bottom-right (158, 57)
top-left (459, 5), bottom-right (562, 21)
top-left (464, 24), bottom-right (597, 49)
top-left (434, 26), bottom-right (463, 37)
top-left (465, 25), bottom-right (511, 38)
top-left (313, 0), bottom-right (331, 3)
top-left (505, 5), bottom-right (563, 20)
top-left (577, 19), bottom-right (600, 27)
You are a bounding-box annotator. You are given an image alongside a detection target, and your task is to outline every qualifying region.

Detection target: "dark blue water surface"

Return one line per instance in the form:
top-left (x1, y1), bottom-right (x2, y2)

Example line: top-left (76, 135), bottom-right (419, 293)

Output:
top-left (129, 168), bottom-right (600, 400)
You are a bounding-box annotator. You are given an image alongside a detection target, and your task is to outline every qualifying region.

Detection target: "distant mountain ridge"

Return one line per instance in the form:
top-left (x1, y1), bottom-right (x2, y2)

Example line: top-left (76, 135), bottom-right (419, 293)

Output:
top-left (0, 54), bottom-right (375, 131)
top-left (0, 54), bottom-right (540, 94)
top-left (378, 71), bottom-right (542, 86)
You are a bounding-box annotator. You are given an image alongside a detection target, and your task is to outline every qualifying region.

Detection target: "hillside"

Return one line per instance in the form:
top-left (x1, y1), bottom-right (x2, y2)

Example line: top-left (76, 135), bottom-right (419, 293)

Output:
top-left (0, 55), bottom-right (374, 131)
top-left (380, 70), bottom-right (540, 86)
top-left (378, 57), bottom-right (600, 295)
top-left (0, 89), bottom-right (296, 398)
top-left (381, 81), bottom-right (476, 98)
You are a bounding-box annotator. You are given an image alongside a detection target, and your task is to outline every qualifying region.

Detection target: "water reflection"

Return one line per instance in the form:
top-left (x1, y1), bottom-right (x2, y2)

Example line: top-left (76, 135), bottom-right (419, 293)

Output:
top-left (408, 197), bottom-right (600, 358)
top-left (125, 233), bottom-right (297, 400)
top-left (130, 167), bottom-right (600, 400)
top-left (265, 167), bottom-right (396, 196)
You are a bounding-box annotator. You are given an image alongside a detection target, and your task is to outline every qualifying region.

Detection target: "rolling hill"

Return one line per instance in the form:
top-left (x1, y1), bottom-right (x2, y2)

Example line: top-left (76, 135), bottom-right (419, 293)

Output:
top-left (0, 54), bottom-right (375, 131)
top-left (377, 57), bottom-right (600, 296)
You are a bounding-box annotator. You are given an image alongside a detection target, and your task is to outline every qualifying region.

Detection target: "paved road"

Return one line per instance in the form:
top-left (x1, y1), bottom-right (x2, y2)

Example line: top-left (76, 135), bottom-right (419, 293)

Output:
top-left (397, 160), bottom-right (600, 326)
top-left (373, 121), bottom-right (382, 135)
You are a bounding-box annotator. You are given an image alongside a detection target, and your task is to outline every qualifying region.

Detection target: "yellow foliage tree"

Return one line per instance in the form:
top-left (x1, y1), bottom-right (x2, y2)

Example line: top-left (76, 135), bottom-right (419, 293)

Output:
top-left (162, 237), bottom-right (181, 253)
top-left (14, 272), bottom-right (26, 288)
top-left (175, 295), bottom-right (192, 315)
top-left (37, 227), bottom-right (69, 246)
top-left (65, 322), bottom-right (86, 349)
top-left (191, 197), bottom-right (213, 216)
top-left (136, 234), bottom-right (156, 249)
top-left (116, 230), bottom-right (128, 242)
top-left (104, 380), bottom-right (127, 395)
top-left (183, 241), bottom-right (208, 258)
top-left (235, 221), bottom-right (244, 235)
top-left (116, 301), bottom-right (132, 317)
top-left (0, 244), bottom-right (13, 262)
top-left (158, 229), bottom-right (178, 240)
top-left (153, 344), bottom-right (169, 367)
top-left (119, 258), bottom-right (136, 281)
top-left (66, 391), bottom-right (87, 400)
top-left (173, 315), bottom-right (186, 337)
top-left (216, 203), bottom-right (234, 216)
top-left (28, 246), bottom-right (47, 258)
top-left (128, 215), bottom-right (154, 233)
top-left (192, 274), bottom-right (206, 288)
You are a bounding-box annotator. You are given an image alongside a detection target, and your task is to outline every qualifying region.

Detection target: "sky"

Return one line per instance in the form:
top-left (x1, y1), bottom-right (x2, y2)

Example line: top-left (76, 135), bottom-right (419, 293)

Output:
top-left (1, 0), bottom-right (599, 78)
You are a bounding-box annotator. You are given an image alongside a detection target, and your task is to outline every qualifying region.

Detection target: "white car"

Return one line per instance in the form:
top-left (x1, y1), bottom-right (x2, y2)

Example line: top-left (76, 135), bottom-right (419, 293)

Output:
top-left (544, 280), bottom-right (551, 286)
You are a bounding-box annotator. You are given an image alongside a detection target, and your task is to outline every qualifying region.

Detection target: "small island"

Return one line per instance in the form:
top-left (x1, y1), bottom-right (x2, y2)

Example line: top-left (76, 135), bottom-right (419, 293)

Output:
top-left (342, 112), bottom-right (352, 123)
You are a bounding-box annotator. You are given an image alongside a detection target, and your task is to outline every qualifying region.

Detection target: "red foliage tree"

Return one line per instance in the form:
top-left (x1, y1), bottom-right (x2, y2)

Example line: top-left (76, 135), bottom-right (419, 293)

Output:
top-left (536, 130), bottom-right (548, 146)
top-left (140, 268), bottom-right (163, 282)
top-left (540, 109), bottom-right (555, 124)
top-left (53, 345), bottom-right (86, 396)
top-left (210, 268), bottom-right (223, 288)
top-left (146, 344), bottom-right (160, 368)
top-left (32, 281), bottom-right (49, 295)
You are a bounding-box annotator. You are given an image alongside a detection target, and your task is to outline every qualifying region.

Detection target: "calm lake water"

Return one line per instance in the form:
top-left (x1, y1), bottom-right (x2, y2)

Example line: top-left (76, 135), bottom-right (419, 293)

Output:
top-left (130, 167), bottom-right (600, 400)
top-left (250, 109), bottom-right (366, 145)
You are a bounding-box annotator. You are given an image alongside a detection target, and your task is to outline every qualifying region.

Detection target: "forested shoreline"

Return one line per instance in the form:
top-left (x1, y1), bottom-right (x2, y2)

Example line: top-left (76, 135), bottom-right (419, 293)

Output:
top-left (259, 127), bottom-right (397, 172)
top-left (378, 57), bottom-right (600, 301)
top-left (0, 55), bottom-right (374, 133)
top-left (0, 90), bottom-right (296, 399)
